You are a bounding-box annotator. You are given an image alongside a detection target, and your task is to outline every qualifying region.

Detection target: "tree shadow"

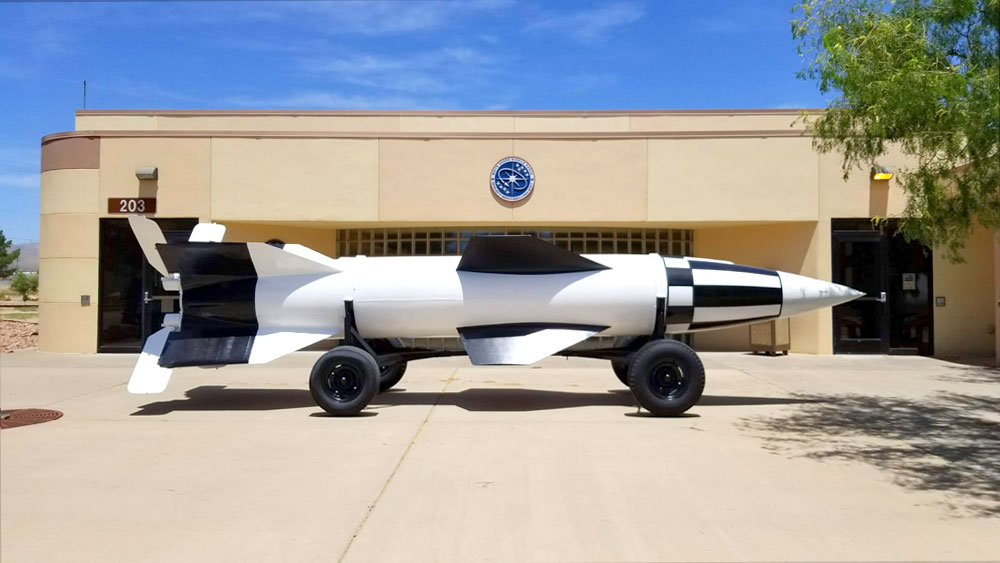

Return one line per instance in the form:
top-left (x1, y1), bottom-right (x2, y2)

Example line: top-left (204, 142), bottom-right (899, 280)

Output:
top-left (933, 364), bottom-right (1000, 385)
top-left (132, 385), bottom-right (812, 416)
top-left (741, 391), bottom-right (1000, 517)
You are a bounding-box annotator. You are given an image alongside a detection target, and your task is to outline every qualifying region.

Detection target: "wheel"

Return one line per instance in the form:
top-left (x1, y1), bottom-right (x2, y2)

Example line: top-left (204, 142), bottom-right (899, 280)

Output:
top-left (379, 361), bottom-right (408, 392)
top-left (627, 339), bottom-right (705, 416)
top-left (611, 357), bottom-right (630, 385)
top-left (309, 346), bottom-right (380, 416)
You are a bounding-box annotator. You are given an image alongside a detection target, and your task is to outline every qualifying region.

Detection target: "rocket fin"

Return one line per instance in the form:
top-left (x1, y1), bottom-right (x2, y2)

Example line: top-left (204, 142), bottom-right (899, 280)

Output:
top-left (247, 242), bottom-right (341, 276)
top-left (458, 323), bottom-right (607, 365)
top-left (128, 327), bottom-right (175, 394)
top-left (457, 235), bottom-right (609, 275)
top-left (247, 329), bottom-right (338, 364)
top-left (188, 222), bottom-right (226, 242)
top-left (127, 215), bottom-right (170, 276)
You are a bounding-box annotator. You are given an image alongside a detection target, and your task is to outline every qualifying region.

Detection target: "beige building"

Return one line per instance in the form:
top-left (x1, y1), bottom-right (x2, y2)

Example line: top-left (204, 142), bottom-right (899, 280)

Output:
top-left (39, 109), bottom-right (1000, 363)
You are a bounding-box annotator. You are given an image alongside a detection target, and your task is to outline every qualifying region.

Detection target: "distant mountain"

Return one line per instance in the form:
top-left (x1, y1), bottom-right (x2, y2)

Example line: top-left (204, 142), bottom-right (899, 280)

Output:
top-left (10, 242), bottom-right (38, 273)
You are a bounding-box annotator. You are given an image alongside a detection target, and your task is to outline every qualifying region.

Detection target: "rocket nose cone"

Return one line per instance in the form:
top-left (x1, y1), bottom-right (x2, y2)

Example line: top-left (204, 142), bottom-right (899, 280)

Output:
top-left (777, 272), bottom-right (865, 318)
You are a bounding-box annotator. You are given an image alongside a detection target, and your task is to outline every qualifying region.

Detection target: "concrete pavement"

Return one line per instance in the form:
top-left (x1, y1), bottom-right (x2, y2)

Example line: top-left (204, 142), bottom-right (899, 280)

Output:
top-left (1, 351), bottom-right (998, 562)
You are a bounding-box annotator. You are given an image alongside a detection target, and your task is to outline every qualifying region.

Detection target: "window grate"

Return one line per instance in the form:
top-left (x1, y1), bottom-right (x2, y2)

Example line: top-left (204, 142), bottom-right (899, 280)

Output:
top-left (336, 227), bottom-right (693, 258)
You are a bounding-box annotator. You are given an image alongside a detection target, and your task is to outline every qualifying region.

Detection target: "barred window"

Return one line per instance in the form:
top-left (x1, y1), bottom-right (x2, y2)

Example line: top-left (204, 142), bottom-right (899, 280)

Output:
top-left (336, 227), bottom-right (693, 258)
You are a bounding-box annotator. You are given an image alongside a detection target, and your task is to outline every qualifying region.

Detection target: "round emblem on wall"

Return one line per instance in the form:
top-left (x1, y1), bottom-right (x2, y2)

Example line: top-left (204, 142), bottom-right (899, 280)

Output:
top-left (490, 157), bottom-right (535, 202)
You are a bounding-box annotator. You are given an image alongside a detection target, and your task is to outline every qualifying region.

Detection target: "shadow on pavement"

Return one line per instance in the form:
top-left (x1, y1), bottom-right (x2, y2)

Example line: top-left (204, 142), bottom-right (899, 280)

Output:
top-left (742, 391), bottom-right (1000, 517)
top-left (933, 364), bottom-right (1000, 385)
top-left (132, 385), bottom-right (812, 415)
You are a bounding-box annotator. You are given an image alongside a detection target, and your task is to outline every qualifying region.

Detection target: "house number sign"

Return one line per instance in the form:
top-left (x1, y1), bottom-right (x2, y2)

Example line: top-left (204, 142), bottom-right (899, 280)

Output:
top-left (108, 198), bottom-right (156, 214)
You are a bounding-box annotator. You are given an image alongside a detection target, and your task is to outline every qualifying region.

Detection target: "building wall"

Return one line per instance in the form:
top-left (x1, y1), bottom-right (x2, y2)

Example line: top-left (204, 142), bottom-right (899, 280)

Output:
top-left (693, 222), bottom-right (825, 353)
top-left (38, 110), bottom-right (996, 361)
top-left (223, 222), bottom-right (337, 257)
top-left (933, 224), bottom-right (998, 360)
top-left (39, 138), bottom-right (101, 353)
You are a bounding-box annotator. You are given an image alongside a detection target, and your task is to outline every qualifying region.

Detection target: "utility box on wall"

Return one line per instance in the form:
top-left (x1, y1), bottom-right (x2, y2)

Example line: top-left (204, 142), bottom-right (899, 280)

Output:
top-left (750, 319), bottom-right (790, 356)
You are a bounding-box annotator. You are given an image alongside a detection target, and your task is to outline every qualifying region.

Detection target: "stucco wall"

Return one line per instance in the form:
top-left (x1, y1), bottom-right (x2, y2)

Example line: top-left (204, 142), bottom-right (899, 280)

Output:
top-left (933, 224), bottom-right (998, 361)
top-left (223, 222), bottom-right (337, 257)
top-left (38, 142), bottom-right (101, 353)
top-left (693, 222), bottom-right (827, 354)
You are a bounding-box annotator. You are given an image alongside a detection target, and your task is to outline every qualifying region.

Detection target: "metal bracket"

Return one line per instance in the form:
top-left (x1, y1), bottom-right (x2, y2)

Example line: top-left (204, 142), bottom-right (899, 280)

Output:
top-left (343, 300), bottom-right (377, 358)
top-left (651, 296), bottom-right (666, 340)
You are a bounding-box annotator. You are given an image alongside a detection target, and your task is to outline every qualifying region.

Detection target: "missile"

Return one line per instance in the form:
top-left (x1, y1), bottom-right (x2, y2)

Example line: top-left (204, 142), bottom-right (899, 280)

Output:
top-left (126, 216), bottom-right (862, 416)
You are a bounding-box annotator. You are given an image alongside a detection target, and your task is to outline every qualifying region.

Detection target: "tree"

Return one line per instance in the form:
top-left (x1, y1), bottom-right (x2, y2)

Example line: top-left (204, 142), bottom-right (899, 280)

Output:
top-left (792, 0), bottom-right (999, 259)
top-left (10, 272), bottom-right (38, 301)
top-left (0, 230), bottom-right (19, 278)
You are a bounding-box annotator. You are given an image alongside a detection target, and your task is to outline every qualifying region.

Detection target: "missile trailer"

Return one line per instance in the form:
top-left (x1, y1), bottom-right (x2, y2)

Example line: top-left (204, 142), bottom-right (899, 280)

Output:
top-left (128, 216), bottom-right (862, 417)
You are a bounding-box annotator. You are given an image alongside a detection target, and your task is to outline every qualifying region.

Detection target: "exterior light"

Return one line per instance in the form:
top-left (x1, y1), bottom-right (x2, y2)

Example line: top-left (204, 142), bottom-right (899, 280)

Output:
top-left (871, 165), bottom-right (894, 181)
top-left (135, 167), bottom-right (158, 180)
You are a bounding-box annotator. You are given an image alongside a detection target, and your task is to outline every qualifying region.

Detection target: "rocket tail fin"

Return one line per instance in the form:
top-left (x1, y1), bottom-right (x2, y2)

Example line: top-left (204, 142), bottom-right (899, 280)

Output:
top-left (127, 215), bottom-right (170, 276)
top-left (129, 236), bottom-right (341, 376)
top-left (458, 323), bottom-right (607, 365)
top-left (128, 327), bottom-right (174, 394)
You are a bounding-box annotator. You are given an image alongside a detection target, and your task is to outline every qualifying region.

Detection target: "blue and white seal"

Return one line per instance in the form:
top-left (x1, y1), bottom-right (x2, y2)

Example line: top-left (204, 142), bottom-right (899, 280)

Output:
top-left (490, 157), bottom-right (535, 202)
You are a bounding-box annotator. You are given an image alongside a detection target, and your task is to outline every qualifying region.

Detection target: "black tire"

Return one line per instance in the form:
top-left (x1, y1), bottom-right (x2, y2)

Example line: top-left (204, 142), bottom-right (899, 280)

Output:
top-left (309, 346), bottom-right (380, 416)
top-left (627, 339), bottom-right (705, 416)
top-left (611, 357), bottom-right (630, 385)
top-left (379, 361), bottom-right (408, 392)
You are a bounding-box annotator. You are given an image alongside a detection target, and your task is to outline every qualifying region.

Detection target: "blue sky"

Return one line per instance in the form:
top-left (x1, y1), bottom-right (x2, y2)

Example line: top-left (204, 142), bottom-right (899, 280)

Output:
top-left (0, 0), bottom-right (829, 244)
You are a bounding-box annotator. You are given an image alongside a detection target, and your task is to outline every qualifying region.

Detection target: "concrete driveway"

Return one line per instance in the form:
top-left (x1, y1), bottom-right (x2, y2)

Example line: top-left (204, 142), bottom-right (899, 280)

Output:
top-left (1, 351), bottom-right (998, 562)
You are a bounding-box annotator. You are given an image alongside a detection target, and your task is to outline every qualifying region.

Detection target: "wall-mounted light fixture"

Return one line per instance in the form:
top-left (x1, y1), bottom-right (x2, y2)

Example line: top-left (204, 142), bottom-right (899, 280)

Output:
top-left (135, 167), bottom-right (158, 180)
top-left (871, 165), bottom-right (894, 181)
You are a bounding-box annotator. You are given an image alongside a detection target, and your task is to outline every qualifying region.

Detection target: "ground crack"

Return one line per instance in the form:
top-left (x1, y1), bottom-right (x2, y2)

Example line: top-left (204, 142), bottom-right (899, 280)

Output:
top-left (337, 367), bottom-right (458, 563)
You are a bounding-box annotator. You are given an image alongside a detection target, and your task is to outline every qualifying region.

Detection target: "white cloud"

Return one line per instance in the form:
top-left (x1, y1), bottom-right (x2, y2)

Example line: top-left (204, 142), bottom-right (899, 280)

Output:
top-left (0, 147), bottom-right (40, 190)
top-left (0, 173), bottom-right (39, 190)
top-left (234, 0), bottom-right (513, 36)
top-left (562, 72), bottom-right (619, 93)
top-left (528, 3), bottom-right (645, 41)
top-left (300, 46), bottom-right (498, 96)
top-left (89, 79), bottom-right (201, 104)
top-left (0, 147), bottom-right (39, 189)
top-left (224, 91), bottom-right (454, 110)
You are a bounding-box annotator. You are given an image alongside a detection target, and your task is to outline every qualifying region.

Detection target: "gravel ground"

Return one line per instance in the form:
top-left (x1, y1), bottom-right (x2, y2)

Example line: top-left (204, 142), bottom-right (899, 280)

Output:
top-left (1, 320), bottom-right (38, 353)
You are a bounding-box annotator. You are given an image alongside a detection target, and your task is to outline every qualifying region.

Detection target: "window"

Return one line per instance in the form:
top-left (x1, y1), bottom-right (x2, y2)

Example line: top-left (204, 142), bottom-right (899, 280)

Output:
top-left (336, 227), bottom-right (693, 258)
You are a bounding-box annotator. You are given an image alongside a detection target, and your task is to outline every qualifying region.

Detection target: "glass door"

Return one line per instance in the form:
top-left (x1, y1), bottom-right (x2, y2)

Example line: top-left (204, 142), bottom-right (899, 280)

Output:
top-left (98, 218), bottom-right (197, 352)
top-left (832, 231), bottom-right (888, 353)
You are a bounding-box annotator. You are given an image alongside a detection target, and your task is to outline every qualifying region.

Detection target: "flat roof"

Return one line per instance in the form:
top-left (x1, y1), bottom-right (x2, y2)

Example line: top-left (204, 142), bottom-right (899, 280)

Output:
top-left (76, 108), bottom-right (822, 117)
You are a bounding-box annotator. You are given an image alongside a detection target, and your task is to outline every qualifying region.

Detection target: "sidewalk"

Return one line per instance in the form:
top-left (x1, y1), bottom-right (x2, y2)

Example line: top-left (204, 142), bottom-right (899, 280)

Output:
top-left (1, 351), bottom-right (998, 562)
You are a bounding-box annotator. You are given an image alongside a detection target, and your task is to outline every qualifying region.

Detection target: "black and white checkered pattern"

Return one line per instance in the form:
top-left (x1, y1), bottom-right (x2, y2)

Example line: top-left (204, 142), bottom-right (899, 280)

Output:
top-left (663, 257), bottom-right (782, 333)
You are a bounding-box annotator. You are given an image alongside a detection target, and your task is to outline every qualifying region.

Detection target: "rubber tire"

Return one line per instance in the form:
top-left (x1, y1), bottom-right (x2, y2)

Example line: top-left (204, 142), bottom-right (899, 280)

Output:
top-left (627, 339), bottom-right (705, 416)
top-left (379, 361), bottom-right (408, 392)
top-left (309, 346), bottom-right (380, 416)
top-left (611, 357), bottom-right (630, 385)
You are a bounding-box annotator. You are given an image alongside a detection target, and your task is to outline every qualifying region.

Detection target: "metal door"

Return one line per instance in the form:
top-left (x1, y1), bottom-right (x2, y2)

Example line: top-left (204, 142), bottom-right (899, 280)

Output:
top-left (832, 231), bottom-right (888, 353)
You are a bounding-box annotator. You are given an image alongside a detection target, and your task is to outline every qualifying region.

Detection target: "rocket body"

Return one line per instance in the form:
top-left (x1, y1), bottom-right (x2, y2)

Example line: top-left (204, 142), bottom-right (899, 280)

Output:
top-left (126, 215), bottom-right (862, 393)
top-left (260, 253), bottom-right (858, 340)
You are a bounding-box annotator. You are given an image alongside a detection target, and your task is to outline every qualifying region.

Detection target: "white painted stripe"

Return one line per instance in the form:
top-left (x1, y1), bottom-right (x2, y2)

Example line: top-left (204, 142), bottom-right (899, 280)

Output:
top-left (667, 286), bottom-right (693, 306)
top-left (665, 324), bottom-right (690, 333)
top-left (692, 304), bottom-right (782, 323)
top-left (691, 269), bottom-right (781, 288)
top-left (662, 257), bottom-right (690, 269)
top-left (650, 253), bottom-right (668, 298)
top-left (684, 256), bottom-right (733, 264)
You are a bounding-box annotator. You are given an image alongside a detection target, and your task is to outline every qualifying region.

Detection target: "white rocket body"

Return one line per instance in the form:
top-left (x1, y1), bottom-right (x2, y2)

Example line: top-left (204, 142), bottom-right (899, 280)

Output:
top-left (273, 254), bottom-right (658, 338)
top-left (125, 216), bottom-right (862, 394)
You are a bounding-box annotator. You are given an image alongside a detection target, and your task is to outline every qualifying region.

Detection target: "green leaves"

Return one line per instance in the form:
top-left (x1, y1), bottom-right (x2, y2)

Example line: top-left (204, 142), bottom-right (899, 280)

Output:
top-left (793, 0), bottom-right (999, 260)
top-left (0, 230), bottom-right (20, 279)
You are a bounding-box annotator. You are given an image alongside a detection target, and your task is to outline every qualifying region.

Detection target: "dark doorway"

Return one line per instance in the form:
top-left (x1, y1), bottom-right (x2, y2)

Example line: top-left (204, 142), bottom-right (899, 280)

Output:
top-left (831, 219), bottom-right (933, 355)
top-left (98, 218), bottom-right (198, 352)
